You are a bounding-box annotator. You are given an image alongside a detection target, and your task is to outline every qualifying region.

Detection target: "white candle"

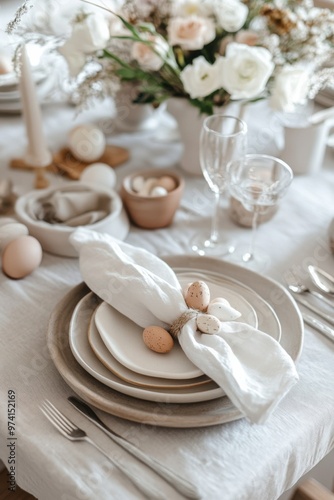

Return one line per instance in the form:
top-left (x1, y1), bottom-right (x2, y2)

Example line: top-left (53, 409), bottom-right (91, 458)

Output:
top-left (19, 45), bottom-right (52, 168)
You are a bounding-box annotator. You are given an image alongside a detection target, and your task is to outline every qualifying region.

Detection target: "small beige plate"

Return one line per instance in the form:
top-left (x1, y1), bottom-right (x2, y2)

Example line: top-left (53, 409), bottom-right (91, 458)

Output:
top-left (94, 280), bottom-right (258, 380)
top-left (88, 311), bottom-right (211, 389)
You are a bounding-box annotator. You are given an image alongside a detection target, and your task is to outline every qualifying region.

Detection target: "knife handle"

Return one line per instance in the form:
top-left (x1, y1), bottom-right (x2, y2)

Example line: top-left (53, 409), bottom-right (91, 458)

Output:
top-left (303, 313), bottom-right (334, 342)
top-left (293, 295), bottom-right (334, 326)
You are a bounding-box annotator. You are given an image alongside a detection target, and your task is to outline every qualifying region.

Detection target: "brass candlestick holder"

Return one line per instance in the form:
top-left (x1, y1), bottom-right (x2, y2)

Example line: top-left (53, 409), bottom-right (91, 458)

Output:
top-left (9, 157), bottom-right (50, 189)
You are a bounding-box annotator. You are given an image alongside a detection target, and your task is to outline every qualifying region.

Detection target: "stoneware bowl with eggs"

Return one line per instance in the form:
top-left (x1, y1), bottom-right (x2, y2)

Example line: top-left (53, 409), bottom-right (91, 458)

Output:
top-left (15, 184), bottom-right (129, 257)
top-left (121, 169), bottom-right (184, 229)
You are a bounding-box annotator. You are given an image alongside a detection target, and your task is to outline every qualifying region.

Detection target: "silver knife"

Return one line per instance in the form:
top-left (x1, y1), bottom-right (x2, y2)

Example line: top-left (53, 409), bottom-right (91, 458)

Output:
top-left (292, 295), bottom-right (334, 326)
top-left (302, 313), bottom-right (334, 342)
top-left (68, 396), bottom-right (200, 500)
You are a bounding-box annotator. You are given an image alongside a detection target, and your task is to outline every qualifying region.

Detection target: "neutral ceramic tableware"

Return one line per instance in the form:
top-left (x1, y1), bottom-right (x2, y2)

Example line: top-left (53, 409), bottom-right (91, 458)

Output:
top-left (121, 168), bottom-right (184, 229)
top-left (69, 293), bottom-right (222, 404)
top-left (15, 184), bottom-right (129, 257)
top-left (88, 312), bottom-right (211, 389)
top-left (94, 278), bottom-right (258, 380)
top-left (47, 256), bottom-right (303, 427)
top-left (308, 265), bottom-right (334, 295)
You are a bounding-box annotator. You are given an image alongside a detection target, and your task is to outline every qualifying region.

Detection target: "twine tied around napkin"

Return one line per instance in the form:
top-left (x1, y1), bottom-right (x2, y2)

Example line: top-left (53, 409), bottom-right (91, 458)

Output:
top-left (70, 228), bottom-right (299, 424)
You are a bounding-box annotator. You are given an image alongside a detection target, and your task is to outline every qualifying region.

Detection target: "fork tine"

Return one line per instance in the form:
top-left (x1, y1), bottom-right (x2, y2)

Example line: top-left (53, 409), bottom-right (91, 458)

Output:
top-left (44, 400), bottom-right (76, 431)
top-left (40, 405), bottom-right (69, 436)
top-left (42, 402), bottom-right (73, 434)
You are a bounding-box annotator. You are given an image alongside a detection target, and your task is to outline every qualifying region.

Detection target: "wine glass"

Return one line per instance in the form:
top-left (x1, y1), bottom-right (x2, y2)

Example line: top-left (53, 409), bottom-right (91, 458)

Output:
top-left (225, 154), bottom-right (293, 270)
top-left (191, 114), bottom-right (248, 256)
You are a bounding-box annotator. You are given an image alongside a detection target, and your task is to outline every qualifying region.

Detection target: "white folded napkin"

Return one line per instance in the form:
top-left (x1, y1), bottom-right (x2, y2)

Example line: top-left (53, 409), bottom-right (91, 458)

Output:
top-left (70, 228), bottom-right (299, 424)
top-left (27, 185), bottom-right (112, 226)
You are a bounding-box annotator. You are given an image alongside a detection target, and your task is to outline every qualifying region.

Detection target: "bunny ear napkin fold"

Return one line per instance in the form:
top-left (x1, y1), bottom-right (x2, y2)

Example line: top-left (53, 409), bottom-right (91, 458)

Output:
top-left (70, 228), bottom-right (299, 424)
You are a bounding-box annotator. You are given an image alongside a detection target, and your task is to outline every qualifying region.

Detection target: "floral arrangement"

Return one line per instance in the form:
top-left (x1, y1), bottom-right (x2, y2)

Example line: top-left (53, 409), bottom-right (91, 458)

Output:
top-left (8, 0), bottom-right (334, 114)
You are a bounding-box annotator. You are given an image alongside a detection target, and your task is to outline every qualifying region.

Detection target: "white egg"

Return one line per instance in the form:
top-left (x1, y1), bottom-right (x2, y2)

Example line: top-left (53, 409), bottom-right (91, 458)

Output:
top-left (68, 124), bottom-right (106, 162)
top-left (138, 178), bottom-right (158, 196)
top-left (0, 223), bottom-right (29, 252)
top-left (150, 186), bottom-right (168, 197)
top-left (196, 314), bottom-right (221, 334)
top-left (207, 299), bottom-right (241, 321)
top-left (80, 163), bottom-right (117, 189)
top-left (132, 176), bottom-right (145, 193)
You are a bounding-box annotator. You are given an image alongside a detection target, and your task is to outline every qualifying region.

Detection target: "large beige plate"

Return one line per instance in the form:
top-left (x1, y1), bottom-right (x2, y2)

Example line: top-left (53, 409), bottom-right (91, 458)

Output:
top-left (47, 256), bottom-right (303, 428)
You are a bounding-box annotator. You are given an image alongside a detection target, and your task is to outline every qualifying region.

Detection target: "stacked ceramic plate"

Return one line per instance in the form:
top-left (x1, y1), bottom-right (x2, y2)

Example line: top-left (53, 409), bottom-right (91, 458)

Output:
top-left (0, 65), bottom-right (51, 114)
top-left (47, 256), bottom-right (304, 428)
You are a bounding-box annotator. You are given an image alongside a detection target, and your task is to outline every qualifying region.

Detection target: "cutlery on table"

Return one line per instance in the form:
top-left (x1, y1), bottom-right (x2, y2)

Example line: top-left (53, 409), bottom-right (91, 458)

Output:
top-left (68, 396), bottom-right (200, 500)
top-left (287, 282), bottom-right (334, 308)
top-left (291, 294), bottom-right (334, 327)
top-left (40, 400), bottom-right (166, 500)
top-left (308, 265), bottom-right (334, 295)
top-left (302, 313), bottom-right (334, 342)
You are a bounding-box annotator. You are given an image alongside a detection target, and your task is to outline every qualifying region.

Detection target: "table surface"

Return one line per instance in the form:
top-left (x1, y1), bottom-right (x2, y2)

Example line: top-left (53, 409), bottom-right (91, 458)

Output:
top-left (1, 2), bottom-right (334, 500)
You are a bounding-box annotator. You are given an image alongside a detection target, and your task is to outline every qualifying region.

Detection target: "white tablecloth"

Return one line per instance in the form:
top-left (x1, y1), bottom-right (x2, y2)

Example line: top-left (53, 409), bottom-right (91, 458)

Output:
top-left (1, 2), bottom-right (334, 499)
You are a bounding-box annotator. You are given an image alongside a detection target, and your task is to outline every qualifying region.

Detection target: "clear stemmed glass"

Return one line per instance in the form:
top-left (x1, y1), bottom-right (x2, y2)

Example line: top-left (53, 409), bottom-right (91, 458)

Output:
top-left (225, 154), bottom-right (293, 270)
top-left (191, 114), bottom-right (248, 256)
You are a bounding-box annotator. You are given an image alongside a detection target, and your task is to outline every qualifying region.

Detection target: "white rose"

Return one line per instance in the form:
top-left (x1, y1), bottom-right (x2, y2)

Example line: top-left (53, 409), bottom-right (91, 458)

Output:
top-left (269, 66), bottom-right (310, 113)
top-left (214, 0), bottom-right (248, 33)
top-left (220, 43), bottom-right (274, 100)
top-left (180, 55), bottom-right (224, 98)
top-left (131, 34), bottom-right (169, 71)
top-left (168, 15), bottom-right (216, 50)
top-left (58, 13), bottom-right (110, 76)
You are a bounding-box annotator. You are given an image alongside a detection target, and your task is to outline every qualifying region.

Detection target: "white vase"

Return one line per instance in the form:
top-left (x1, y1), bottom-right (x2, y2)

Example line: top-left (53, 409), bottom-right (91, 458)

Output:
top-left (166, 98), bottom-right (243, 176)
top-left (113, 83), bottom-right (157, 132)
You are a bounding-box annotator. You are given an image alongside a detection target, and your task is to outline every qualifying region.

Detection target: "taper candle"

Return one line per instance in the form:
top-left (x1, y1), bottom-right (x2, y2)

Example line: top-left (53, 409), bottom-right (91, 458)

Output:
top-left (19, 45), bottom-right (52, 168)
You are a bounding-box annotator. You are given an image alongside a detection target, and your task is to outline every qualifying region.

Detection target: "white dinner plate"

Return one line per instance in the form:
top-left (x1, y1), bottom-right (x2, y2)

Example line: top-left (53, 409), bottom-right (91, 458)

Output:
top-left (94, 279), bottom-right (258, 380)
top-left (88, 310), bottom-right (211, 389)
top-left (69, 293), bottom-right (222, 404)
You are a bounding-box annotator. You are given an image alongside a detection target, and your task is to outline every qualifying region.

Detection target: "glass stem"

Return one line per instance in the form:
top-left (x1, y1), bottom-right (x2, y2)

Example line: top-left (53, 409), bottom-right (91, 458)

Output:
top-left (247, 207), bottom-right (260, 260)
top-left (210, 191), bottom-right (221, 244)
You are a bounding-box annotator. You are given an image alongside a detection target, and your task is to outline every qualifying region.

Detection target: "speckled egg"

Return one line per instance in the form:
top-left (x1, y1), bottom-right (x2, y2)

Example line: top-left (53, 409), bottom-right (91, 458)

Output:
top-left (184, 281), bottom-right (210, 311)
top-left (143, 326), bottom-right (174, 354)
top-left (208, 299), bottom-right (241, 321)
top-left (196, 314), bottom-right (221, 334)
top-left (2, 235), bottom-right (42, 279)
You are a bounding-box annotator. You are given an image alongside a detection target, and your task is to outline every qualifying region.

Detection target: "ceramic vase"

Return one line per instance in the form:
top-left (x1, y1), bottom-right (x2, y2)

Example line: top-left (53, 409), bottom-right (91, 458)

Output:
top-left (166, 98), bottom-right (244, 176)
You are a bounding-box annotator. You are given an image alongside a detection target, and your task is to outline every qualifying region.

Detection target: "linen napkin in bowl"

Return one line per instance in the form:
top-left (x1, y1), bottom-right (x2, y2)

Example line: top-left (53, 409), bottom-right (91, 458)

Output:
top-left (26, 184), bottom-right (112, 227)
top-left (70, 228), bottom-right (299, 424)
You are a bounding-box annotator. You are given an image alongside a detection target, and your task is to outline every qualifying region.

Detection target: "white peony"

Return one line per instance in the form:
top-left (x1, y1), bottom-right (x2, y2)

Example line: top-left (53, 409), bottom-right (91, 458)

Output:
top-left (58, 13), bottom-right (110, 76)
top-left (168, 15), bottom-right (216, 50)
top-left (180, 55), bottom-right (224, 99)
top-left (214, 0), bottom-right (249, 33)
top-left (269, 66), bottom-right (310, 112)
top-left (220, 43), bottom-right (274, 100)
top-left (131, 34), bottom-right (169, 71)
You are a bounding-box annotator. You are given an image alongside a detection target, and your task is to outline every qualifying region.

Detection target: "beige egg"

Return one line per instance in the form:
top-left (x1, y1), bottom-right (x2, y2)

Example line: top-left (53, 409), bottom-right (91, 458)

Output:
top-left (184, 281), bottom-right (210, 311)
top-left (2, 235), bottom-right (42, 279)
top-left (132, 175), bottom-right (146, 193)
top-left (68, 124), bottom-right (106, 162)
top-left (142, 326), bottom-right (174, 354)
top-left (138, 178), bottom-right (158, 196)
top-left (207, 299), bottom-right (241, 321)
top-left (157, 176), bottom-right (177, 192)
top-left (0, 55), bottom-right (13, 75)
top-left (196, 314), bottom-right (221, 334)
top-left (0, 222), bottom-right (29, 252)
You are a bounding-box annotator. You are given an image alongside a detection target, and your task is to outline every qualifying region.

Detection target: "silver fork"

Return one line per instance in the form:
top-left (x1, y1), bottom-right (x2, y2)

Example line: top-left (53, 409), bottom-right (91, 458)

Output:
top-left (40, 400), bottom-right (165, 500)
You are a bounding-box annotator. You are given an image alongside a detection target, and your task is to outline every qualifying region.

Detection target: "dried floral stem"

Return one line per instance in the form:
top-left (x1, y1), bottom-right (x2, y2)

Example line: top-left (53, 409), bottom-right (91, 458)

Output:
top-left (6, 0), bottom-right (32, 34)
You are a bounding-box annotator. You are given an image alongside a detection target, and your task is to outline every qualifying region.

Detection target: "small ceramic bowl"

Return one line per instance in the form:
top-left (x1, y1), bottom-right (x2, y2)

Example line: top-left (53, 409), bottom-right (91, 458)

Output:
top-left (15, 183), bottom-right (129, 257)
top-left (121, 169), bottom-right (184, 229)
